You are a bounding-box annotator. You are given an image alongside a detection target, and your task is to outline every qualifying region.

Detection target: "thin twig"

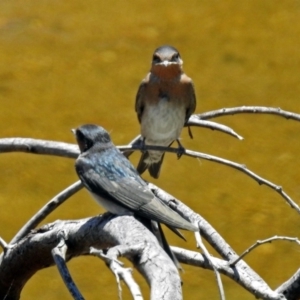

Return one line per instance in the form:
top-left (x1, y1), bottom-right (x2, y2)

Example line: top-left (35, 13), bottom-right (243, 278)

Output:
top-left (230, 236), bottom-right (300, 266)
top-left (196, 106), bottom-right (300, 121)
top-left (10, 181), bottom-right (83, 244)
top-left (120, 144), bottom-right (300, 214)
top-left (1, 137), bottom-right (299, 215)
top-left (187, 116), bottom-right (243, 140)
top-left (194, 231), bottom-right (226, 300)
top-left (90, 246), bottom-right (144, 300)
top-left (0, 236), bottom-right (8, 251)
top-left (184, 149), bottom-right (300, 213)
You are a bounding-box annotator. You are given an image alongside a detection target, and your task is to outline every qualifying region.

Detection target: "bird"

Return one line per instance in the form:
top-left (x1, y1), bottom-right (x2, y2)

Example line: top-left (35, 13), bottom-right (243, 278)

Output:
top-left (73, 124), bottom-right (198, 267)
top-left (135, 45), bottom-right (197, 179)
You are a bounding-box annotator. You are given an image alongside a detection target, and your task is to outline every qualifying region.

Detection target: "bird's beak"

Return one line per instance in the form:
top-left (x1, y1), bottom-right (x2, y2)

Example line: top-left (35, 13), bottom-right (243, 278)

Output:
top-left (162, 60), bottom-right (171, 67)
top-left (71, 129), bottom-right (76, 135)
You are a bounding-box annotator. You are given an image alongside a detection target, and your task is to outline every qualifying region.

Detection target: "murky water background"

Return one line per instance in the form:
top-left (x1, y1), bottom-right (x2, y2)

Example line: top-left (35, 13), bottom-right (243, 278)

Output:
top-left (1, 1), bottom-right (300, 299)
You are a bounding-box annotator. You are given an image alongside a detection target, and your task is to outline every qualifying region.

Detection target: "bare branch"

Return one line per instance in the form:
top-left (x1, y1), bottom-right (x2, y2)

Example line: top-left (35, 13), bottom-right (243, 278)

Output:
top-left (10, 181), bottom-right (83, 244)
top-left (230, 236), bottom-right (300, 266)
top-left (184, 148), bottom-right (300, 213)
top-left (1, 136), bottom-right (299, 216)
top-left (187, 116), bottom-right (243, 140)
top-left (194, 231), bottom-right (225, 300)
top-left (1, 107), bottom-right (300, 299)
top-left (1, 133), bottom-right (299, 216)
top-left (90, 246), bottom-right (143, 300)
top-left (195, 106), bottom-right (300, 121)
top-left (0, 237), bottom-right (8, 252)
top-left (148, 183), bottom-right (274, 293)
top-left (52, 231), bottom-right (84, 300)
top-left (122, 146), bottom-right (298, 214)
top-left (276, 268), bottom-right (300, 300)
top-left (0, 138), bottom-right (78, 158)
top-left (0, 215), bottom-right (182, 300)
top-left (172, 247), bottom-right (286, 300)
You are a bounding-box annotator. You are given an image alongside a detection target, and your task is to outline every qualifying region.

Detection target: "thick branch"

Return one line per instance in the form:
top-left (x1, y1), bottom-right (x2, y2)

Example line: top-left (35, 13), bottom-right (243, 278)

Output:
top-left (149, 184), bottom-right (285, 300)
top-left (0, 138), bottom-right (78, 158)
top-left (52, 232), bottom-right (84, 300)
top-left (0, 215), bottom-right (181, 300)
top-left (276, 268), bottom-right (300, 300)
top-left (1, 138), bottom-right (298, 215)
top-left (172, 247), bottom-right (285, 300)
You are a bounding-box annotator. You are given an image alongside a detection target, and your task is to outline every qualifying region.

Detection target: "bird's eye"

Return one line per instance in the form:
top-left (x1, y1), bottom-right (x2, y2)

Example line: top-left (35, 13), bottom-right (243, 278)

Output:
top-left (152, 54), bottom-right (161, 63)
top-left (171, 53), bottom-right (179, 61)
top-left (80, 138), bottom-right (93, 152)
top-left (85, 139), bottom-right (94, 151)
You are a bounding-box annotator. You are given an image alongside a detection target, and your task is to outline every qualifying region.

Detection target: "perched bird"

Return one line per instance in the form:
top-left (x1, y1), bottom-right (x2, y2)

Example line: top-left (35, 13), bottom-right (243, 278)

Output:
top-left (135, 45), bottom-right (197, 179)
top-left (73, 124), bottom-right (198, 266)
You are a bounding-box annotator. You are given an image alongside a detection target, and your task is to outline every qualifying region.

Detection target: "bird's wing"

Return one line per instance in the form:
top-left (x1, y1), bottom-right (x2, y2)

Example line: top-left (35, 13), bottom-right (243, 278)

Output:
top-left (106, 174), bottom-right (197, 231)
top-left (182, 76), bottom-right (197, 124)
top-left (76, 154), bottom-right (197, 231)
top-left (75, 153), bottom-right (154, 210)
top-left (135, 78), bottom-right (148, 123)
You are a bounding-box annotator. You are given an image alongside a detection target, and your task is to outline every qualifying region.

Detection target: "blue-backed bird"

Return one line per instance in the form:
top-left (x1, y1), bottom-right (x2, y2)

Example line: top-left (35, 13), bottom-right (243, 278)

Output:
top-left (73, 124), bottom-right (198, 267)
top-left (135, 45), bottom-right (197, 178)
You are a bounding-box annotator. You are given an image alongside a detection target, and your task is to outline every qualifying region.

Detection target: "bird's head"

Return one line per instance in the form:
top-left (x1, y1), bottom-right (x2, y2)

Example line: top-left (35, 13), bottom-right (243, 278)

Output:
top-left (72, 124), bottom-right (112, 153)
top-left (150, 45), bottom-right (183, 78)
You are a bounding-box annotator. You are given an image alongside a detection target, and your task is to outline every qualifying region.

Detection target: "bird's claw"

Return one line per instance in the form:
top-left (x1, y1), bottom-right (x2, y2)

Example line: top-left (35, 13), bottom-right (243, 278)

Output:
top-left (177, 146), bottom-right (185, 159)
top-left (140, 137), bottom-right (146, 151)
top-left (135, 137), bottom-right (146, 151)
top-left (176, 139), bottom-right (185, 159)
top-left (188, 126), bottom-right (193, 139)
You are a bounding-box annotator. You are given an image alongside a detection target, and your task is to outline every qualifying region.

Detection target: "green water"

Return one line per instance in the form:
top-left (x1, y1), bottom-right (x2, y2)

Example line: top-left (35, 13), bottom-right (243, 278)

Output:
top-left (1, 1), bottom-right (300, 299)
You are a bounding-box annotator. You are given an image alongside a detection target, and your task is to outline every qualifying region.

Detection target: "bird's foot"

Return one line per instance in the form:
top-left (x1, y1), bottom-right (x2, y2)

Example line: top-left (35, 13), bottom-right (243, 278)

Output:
top-left (176, 139), bottom-right (185, 159)
top-left (188, 126), bottom-right (193, 139)
top-left (134, 137), bottom-right (146, 151)
top-left (140, 137), bottom-right (146, 151)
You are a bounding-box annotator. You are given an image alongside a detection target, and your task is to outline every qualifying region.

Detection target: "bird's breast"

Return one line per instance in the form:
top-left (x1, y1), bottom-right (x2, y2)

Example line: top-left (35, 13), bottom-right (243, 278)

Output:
top-left (90, 192), bottom-right (132, 215)
top-left (141, 96), bottom-right (186, 145)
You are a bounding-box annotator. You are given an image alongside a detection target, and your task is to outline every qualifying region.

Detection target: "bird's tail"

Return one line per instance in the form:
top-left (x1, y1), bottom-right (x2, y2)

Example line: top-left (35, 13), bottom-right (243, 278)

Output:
top-left (155, 222), bottom-right (182, 270)
top-left (138, 218), bottom-right (182, 270)
top-left (137, 151), bottom-right (165, 179)
top-left (149, 220), bottom-right (182, 270)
